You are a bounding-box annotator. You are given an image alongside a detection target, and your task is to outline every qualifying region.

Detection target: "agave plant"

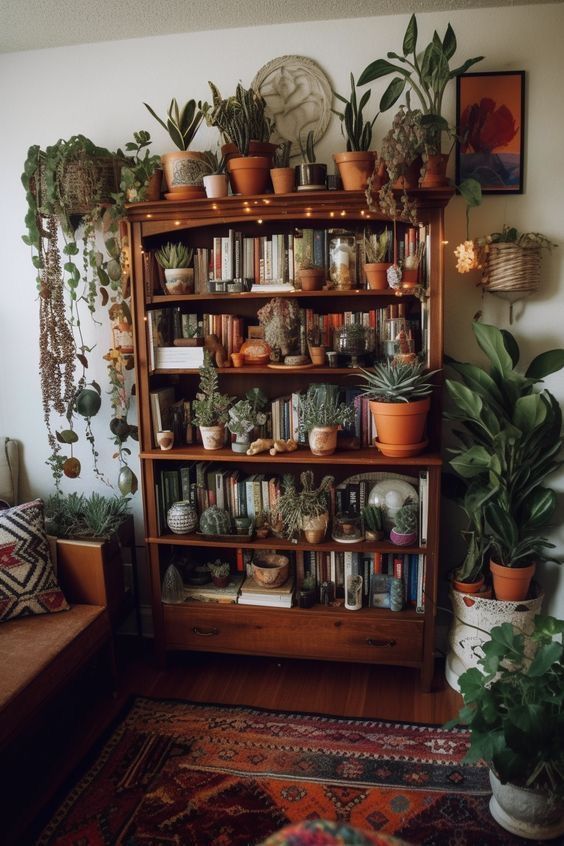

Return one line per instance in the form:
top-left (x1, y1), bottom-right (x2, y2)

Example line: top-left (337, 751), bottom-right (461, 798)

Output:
top-left (144, 98), bottom-right (205, 151)
top-left (358, 360), bottom-right (438, 403)
top-left (45, 492), bottom-right (130, 539)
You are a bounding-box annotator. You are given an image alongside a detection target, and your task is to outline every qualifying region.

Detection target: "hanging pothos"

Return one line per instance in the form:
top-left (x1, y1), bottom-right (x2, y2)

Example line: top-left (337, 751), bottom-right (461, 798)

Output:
top-left (22, 134), bottom-right (140, 495)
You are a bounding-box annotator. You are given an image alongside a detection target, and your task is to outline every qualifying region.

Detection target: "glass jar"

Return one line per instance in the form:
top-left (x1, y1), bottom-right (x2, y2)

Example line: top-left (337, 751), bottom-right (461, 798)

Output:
top-left (333, 325), bottom-right (375, 367)
top-left (333, 512), bottom-right (364, 543)
top-left (329, 233), bottom-right (357, 290)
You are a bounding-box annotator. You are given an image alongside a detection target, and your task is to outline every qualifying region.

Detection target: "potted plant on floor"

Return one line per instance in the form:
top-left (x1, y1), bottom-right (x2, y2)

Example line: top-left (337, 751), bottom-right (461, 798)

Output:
top-left (192, 355), bottom-right (233, 450)
top-left (155, 242), bottom-right (194, 294)
top-left (45, 492), bottom-right (133, 626)
top-left (363, 228), bottom-right (390, 289)
top-left (275, 471), bottom-right (334, 543)
top-left (332, 72), bottom-right (378, 191)
top-left (358, 14), bottom-right (483, 183)
top-left (270, 141), bottom-right (294, 194)
top-left (295, 129), bottom-right (327, 191)
top-left (144, 97), bottom-right (206, 197)
top-left (300, 384), bottom-right (355, 456)
top-left (450, 615), bottom-right (564, 841)
top-left (203, 82), bottom-right (275, 195)
top-left (358, 359), bottom-right (437, 456)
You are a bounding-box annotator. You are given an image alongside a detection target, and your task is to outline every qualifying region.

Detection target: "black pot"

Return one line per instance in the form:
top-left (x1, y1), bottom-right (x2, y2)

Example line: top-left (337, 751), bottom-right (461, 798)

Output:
top-left (295, 163), bottom-right (327, 191)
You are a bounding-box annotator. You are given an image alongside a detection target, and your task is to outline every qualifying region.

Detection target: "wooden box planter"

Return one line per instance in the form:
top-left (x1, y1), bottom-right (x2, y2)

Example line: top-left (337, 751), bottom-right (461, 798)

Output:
top-left (49, 516), bottom-right (135, 628)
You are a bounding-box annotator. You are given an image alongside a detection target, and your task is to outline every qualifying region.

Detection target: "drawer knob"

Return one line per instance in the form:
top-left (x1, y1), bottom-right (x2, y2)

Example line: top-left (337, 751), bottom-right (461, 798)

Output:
top-left (192, 626), bottom-right (219, 637)
top-left (366, 638), bottom-right (396, 648)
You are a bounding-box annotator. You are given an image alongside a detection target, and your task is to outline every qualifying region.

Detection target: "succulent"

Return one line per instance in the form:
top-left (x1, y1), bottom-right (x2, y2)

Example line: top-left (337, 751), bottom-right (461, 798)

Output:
top-left (300, 384), bottom-right (355, 431)
top-left (155, 242), bottom-right (193, 269)
top-left (274, 471), bottom-right (334, 541)
top-left (273, 141), bottom-right (292, 168)
top-left (199, 506), bottom-right (232, 535)
top-left (45, 492), bottom-right (130, 539)
top-left (227, 393), bottom-right (267, 438)
top-left (207, 559), bottom-right (231, 578)
top-left (192, 355), bottom-right (233, 427)
top-left (362, 504), bottom-right (383, 533)
top-left (392, 500), bottom-right (418, 535)
top-left (358, 360), bottom-right (437, 403)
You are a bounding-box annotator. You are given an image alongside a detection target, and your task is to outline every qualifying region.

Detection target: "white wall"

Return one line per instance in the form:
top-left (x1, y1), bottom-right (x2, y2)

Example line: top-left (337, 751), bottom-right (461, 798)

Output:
top-left (0, 4), bottom-right (562, 617)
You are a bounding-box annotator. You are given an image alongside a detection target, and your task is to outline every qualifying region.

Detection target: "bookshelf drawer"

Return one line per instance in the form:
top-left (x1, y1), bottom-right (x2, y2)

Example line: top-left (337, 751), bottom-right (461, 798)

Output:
top-left (163, 605), bottom-right (423, 665)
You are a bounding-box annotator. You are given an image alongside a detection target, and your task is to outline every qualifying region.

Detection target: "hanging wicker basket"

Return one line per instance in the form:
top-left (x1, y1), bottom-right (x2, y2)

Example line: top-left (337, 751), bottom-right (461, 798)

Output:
top-left (34, 154), bottom-right (125, 217)
top-left (480, 241), bottom-right (542, 294)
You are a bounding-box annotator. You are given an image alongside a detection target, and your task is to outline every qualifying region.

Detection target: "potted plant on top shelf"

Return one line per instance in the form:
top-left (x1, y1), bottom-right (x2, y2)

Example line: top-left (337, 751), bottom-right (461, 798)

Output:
top-left (358, 14), bottom-right (483, 183)
top-left (200, 149), bottom-right (228, 198)
top-left (117, 130), bottom-right (162, 203)
top-left (295, 129), bottom-right (327, 191)
top-left (270, 141), bottom-right (294, 195)
top-left (300, 384), bottom-right (355, 456)
top-left (191, 354), bottom-right (233, 450)
top-left (358, 358), bottom-right (438, 457)
top-left (144, 97), bottom-right (207, 198)
top-left (449, 615), bottom-right (564, 841)
top-left (332, 72), bottom-right (378, 191)
top-left (203, 82), bottom-right (275, 195)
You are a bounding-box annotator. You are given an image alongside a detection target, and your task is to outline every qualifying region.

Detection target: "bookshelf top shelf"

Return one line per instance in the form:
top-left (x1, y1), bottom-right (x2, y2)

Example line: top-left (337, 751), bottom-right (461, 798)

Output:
top-left (141, 446), bottom-right (443, 466)
top-left (149, 533), bottom-right (427, 555)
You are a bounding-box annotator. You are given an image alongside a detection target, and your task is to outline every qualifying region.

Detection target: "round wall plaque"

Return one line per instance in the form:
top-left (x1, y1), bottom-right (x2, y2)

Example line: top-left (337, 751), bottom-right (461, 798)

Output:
top-left (252, 55), bottom-right (333, 158)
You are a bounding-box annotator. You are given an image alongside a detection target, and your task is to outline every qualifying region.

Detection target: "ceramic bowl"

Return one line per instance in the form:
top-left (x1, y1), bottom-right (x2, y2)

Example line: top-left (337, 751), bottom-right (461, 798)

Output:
top-left (252, 553), bottom-right (289, 588)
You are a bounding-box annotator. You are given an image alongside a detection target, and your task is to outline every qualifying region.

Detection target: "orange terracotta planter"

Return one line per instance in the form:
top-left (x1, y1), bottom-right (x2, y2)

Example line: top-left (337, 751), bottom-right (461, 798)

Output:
top-left (299, 268), bottom-right (325, 291)
top-left (364, 262), bottom-right (389, 290)
top-left (270, 167), bottom-right (295, 194)
top-left (490, 560), bottom-right (536, 601)
top-left (161, 151), bottom-right (207, 195)
top-left (451, 577), bottom-right (485, 595)
top-left (392, 156), bottom-right (423, 190)
top-left (222, 141), bottom-right (278, 167)
top-left (369, 397), bottom-right (430, 449)
top-left (401, 267), bottom-right (419, 288)
top-left (227, 156), bottom-right (270, 195)
top-left (334, 151), bottom-right (376, 191)
top-left (420, 153), bottom-right (450, 188)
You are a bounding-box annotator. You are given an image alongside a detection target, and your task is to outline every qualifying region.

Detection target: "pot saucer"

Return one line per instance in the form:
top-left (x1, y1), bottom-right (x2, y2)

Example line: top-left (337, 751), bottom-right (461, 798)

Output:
top-left (164, 188), bottom-right (205, 200)
top-left (374, 438), bottom-right (429, 458)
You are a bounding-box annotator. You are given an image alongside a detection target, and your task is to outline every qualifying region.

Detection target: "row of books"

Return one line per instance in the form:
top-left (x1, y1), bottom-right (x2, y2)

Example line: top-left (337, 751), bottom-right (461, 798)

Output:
top-left (181, 572), bottom-right (295, 608)
top-left (155, 462), bottom-right (429, 546)
top-left (143, 225), bottom-right (431, 297)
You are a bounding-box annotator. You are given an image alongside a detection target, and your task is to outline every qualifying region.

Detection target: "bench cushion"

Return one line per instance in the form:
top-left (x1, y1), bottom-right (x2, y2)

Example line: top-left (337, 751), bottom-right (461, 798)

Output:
top-left (0, 604), bottom-right (109, 747)
top-left (0, 499), bottom-right (69, 622)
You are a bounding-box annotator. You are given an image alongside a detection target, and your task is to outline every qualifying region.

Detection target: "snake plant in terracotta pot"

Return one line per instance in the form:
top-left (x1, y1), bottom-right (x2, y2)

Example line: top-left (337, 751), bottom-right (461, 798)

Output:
top-left (144, 97), bottom-right (206, 197)
top-left (332, 73), bottom-right (378, 191)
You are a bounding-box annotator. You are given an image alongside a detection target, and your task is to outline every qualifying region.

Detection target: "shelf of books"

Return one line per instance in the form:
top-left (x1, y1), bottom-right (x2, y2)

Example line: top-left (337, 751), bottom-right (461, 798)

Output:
top-left (127, 189), bottom-right (450, 690)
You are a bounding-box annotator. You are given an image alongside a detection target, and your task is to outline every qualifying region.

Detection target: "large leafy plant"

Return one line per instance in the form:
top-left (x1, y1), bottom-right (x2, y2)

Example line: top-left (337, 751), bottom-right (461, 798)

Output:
top-left (358, 14), bottom-right (483, 153)
top-left (450, 615), bottom-right (564, 796)
top-left (446, 322), bottom-right (564, 572)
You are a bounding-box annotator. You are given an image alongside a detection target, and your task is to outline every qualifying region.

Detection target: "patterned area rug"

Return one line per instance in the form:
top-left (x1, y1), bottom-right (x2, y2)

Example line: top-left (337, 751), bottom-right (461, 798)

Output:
top-left (36, 697), bottom-right (538, 845)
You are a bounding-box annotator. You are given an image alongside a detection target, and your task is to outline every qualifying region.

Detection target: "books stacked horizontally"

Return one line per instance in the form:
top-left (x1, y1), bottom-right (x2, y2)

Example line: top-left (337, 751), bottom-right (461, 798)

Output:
top-left (183, 574), bottom-right (244, 604)
top-left (155, 346), bottom-right (204, 370)
top-left (238, 573), bottom-right (295, 608)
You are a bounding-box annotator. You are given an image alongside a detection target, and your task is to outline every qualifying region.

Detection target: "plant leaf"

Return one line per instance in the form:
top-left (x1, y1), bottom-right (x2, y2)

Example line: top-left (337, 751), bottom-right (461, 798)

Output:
top-left (358, 59), bottom-right (400, 85)
top-left (525, 349), bottom-right (564, 381)
top-left (403, 14), bottom-right (418, 55)
top-left (379, 76), bottom-right (406, 112)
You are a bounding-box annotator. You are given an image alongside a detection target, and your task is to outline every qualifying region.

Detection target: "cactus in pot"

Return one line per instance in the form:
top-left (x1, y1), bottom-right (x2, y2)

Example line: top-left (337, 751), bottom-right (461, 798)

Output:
top-left (199, 505), bottom-right (232, 536)
top-left (390, 500), bottom-right (418, 546)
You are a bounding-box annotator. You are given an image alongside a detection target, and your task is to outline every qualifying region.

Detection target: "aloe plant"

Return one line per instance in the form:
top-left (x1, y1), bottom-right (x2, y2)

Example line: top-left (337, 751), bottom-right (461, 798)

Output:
top-left (358, 360), bottom-right (437, 403)
top-left (155, 242), bottom-right (193, 269)
top-left (144, 98), bottom-right (205, 151)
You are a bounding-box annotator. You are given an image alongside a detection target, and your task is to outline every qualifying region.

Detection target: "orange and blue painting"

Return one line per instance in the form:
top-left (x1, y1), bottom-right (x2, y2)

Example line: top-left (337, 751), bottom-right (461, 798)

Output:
top-left (456, 71), bottom-right (525, 194)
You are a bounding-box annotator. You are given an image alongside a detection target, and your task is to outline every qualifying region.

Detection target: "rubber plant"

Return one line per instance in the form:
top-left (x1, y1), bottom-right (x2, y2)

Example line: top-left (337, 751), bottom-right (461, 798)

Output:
top-left (22, 135), bottom-right (138, 494)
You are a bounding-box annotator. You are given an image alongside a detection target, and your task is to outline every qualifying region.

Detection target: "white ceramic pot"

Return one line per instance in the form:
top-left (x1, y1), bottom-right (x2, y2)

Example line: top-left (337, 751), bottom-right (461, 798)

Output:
top-left (164, 268), bottom-right (193, 295)
top-left (489, 770), bottom-right (564, 840)
top-left (445, 584), bottom-right (544, 691)
top-left (166, 500), bottom-right (198, 534)
top-left (199, 425), bottom-right (225, 451)
top-left (203, 173), bottom-right (229, 198)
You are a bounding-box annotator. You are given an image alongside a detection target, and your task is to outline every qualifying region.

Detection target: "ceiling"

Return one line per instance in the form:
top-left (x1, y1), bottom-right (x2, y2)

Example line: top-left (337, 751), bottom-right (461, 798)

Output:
top-left (0, 0), bottom-right (559, 54)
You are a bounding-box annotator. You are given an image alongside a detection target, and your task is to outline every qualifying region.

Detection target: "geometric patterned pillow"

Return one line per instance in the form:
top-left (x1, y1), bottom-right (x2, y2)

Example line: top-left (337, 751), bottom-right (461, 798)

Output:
top-left (0, 499), bottom-right (69, 622)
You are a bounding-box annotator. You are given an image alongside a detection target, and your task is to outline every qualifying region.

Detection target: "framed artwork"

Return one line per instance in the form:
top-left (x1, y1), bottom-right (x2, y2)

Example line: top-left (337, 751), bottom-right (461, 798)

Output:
top-left (456, 71), bottom-right (525, 194)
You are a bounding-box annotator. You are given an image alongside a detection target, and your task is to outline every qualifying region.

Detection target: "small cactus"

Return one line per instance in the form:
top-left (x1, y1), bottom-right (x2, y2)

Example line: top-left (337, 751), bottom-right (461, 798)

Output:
top-left (392, 500), bottom-right (418, 535)
top-left (199, 505), bottom-right (232, 535)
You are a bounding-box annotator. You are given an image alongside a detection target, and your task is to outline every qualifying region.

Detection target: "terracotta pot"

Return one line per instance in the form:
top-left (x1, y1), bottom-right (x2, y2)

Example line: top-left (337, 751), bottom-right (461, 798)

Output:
top-left (392, 156), bottom-right (423, 190)
top-left (146, 169), bottom-right (163, 201)
top-left (299, 268), bottom-right (325, 291)
top-left (490, 560), bottom-right (536, 601)
top-left (369, 158), bottom-right (388, 192)
top-left (364, 262), bottom-right (389, 290)
top-left (333, 151), bottom-right (376, 191)
top-left (203, 173), bottom-right (229, 198)
top-left (227, 156), bottom-right (270, 195)
top-left (451, 576), bottom-right (485, 595)
top-left (401, 267), bottom-right (419, 288)
top-left (308, 425), bottom-right (338, 456)
top-left (161, 151), bottom-right (208, 193)
top-left (222, 141), bottom-right (277, 167)
top-left (420, 153), bottom-right (450, 188)
top-left (308, 346), bottom-right (326, 366)
top-left (369, 397), bottom-right (431, 449)
top-left (212, 574), bottom-right (230, 588)
top-left (199, 424), bottom-right (225, 451)
top-left (302, 512), bottom-right (328, 544)
top-left (270, 167), bottom-right (295, 194)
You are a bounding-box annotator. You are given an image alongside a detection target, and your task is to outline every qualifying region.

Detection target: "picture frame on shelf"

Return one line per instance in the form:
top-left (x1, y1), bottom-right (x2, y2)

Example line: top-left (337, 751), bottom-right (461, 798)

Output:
top-left (456, 70), bottom-right (525, 194)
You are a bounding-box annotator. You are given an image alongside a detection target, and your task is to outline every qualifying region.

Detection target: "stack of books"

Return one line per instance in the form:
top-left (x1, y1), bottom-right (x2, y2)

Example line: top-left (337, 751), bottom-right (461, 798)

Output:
top-left (183, 573), bottom-right (244, 604)
top-left (155, 346), bottom-right (204, 369)
top-left (238, 574), bottom-right (295, 608)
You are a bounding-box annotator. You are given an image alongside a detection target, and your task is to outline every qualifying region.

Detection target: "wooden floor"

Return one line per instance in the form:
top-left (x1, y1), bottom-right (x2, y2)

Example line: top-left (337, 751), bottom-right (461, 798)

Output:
top-left (8, 639), bottom-right (463, 845)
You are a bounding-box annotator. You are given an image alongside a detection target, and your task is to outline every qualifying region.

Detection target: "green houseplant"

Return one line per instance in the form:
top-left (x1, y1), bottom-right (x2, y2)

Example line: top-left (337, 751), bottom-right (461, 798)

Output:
top-left (200, 149), bottom-right (228, 198)
top-left (274, 471), bottom-right (334, 543)
top-left (332, 72), bottom-right (378, 191)
top-left (450, 615), bottom-right (564, 840)
top-left (363, 228), bottom-right (391, 290)
top-left (144, 97), bottom-right (207, 196)
top-left (295, 129), bottom-right (327, 191)
top-left (358, 359), bottom-right (437, 456)
top-left (270, 140), bottom-right (294, 194)
top-left (445, 321), bottom-right (564, 601)
top-left (192, 355), bottom-right (233, 450)
top-left (300, 384), bottom-right (355, 456)
top-left (226, 389), bottom-right (268, 453)
top-left (390, 500), bottom-right (418, 546)
top-left (155, 242), bottom-right (194, 295)
top-left (117, 130), bottom-right (162, 203)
